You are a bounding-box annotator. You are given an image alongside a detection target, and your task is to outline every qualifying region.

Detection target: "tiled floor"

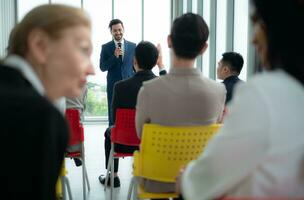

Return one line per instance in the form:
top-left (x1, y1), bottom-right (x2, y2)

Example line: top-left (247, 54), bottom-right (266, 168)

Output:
top-left (65, 123), bottom-right (134, 200)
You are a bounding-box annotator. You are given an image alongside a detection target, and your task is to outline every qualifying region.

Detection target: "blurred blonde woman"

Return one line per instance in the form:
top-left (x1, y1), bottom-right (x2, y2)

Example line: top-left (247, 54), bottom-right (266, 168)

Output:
top-left (0, 4), bottom-right (94, 200)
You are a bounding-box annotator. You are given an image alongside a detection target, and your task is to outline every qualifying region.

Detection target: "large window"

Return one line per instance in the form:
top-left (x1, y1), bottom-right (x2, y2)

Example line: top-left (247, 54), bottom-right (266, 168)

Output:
top-left (216, 0), bottom-right (227, 80)
top-left (202, 0), bottom-right (211, 77)
top-left (234, 0), bottom-right (249, 81)
top-left (83, 0), bottom-right (112, 118)
top-left (144, 0), bottom-right (170, 74)
top-left (113, 0), bottom-right (142, 43)
top-left (17, 0), bottom-right (48, 20)
top-left (51, 0), bottom-right (81, 7)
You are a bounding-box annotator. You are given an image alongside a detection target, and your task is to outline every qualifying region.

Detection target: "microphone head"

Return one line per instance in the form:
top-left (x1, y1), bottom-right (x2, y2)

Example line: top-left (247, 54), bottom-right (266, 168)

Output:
top-left (118, 42), bottom-right (122, 48)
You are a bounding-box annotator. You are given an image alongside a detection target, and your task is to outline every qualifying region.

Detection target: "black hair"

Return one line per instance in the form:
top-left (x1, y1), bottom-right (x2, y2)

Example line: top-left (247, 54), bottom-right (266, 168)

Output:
top-left (221, 52), bottom-right (244, 74)
top-left (135, 41), bottom-right (158, 70)
top-left (252, 0), bottom-right (304, 85)
top-left (170, 13), bottom-right (209, 59)
top-left (108, 19), bottom-right (123, 30)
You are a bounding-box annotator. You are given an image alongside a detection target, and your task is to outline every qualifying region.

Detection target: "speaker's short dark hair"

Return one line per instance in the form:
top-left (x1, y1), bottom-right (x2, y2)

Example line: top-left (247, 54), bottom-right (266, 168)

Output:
top-left (170, 13), bottom-right (209, 59)
top-left (108, 19), bottom-right (123, 30)
top-left (135, 41), bottom-right (158, 70)
top-left (221, 52), bottom-right (244, 74)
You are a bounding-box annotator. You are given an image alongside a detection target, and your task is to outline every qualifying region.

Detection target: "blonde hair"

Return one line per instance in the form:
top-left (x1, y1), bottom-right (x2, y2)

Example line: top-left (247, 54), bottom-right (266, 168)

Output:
top-left (8, 4), bottom-right (91, 56)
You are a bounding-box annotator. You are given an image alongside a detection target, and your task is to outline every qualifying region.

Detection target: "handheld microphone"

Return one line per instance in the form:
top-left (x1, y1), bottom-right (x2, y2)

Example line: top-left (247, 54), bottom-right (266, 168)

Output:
top-left (118, 42), bottom-right (122, 60)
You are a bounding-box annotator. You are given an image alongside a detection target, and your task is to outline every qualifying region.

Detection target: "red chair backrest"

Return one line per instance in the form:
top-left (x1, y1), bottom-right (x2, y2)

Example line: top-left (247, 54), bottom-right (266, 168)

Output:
top-left (65, 109), bottom-right (84, 146)
top-left (111, 108), bottom-right (140, 146)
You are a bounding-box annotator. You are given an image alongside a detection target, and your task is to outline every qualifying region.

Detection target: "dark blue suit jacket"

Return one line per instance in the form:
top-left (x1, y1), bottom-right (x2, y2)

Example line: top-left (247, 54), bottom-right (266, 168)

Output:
top-left (223, 75), bottom-right (244, 104)
top-left (99, 39), bottom-right (136, 125)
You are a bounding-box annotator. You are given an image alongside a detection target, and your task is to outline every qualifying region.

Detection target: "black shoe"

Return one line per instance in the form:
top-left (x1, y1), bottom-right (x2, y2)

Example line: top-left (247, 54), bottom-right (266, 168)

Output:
top-left (98, 175), bottom-right (120, 188)
top-left (73, 158), bottom-right (82, 167)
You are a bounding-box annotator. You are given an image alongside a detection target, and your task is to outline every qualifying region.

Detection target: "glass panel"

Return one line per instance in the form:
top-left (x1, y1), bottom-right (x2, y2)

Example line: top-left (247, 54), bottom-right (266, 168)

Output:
top-left (17, 0), bottom-right (49, 21)
top-left (113, 0), bottom-right (142, 44)
top-left (202, 0), bottom-right (210, 77)
top-left (144, 0), bottom-right (170, 74)
top-left (192, 0), bottom-right (198, 13)
top-left (183, 0), bottom-right (188, 13)
top-left (234, 0), bottom-right (248, 81)
top-left (216, 0), bottom-right (227, 81)
top-left (83, 0), bottom-right (112, 118)
top-left (51, 0), bottom-right (81, 7)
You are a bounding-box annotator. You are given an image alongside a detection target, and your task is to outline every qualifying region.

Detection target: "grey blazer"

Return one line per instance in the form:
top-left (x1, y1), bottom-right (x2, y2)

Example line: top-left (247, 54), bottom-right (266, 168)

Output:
top-left (135, 67), bottom-right (226, 193)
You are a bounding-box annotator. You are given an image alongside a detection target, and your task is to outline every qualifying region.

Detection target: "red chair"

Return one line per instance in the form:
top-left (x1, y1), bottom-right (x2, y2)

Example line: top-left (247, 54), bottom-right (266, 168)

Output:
top-left (65, 109), bottom-right (90, 200)
top-left (104, 108), bottom-right (141, 200)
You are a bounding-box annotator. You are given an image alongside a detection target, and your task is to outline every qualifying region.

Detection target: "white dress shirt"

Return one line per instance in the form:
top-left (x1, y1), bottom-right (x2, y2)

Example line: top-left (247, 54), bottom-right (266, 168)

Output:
top-left (182, 69), bottom-right (304, 199)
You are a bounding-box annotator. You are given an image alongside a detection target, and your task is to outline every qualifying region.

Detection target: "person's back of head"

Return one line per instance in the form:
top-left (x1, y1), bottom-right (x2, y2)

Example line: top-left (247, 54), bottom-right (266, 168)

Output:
top-left (8, 4), bottom-right (91, 57)
top-left (134, 41), bottom-right (158, 71)
top-left (252, 0), bottom-right (304, 86)
top-left (221, 52), bottom-right (244, 75)
top-left (170, 12), bottom-right (209, 59)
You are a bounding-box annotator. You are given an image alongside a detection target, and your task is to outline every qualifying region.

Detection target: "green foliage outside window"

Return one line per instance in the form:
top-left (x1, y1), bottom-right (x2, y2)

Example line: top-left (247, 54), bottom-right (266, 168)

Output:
top-left (84, 82), bottom-right (108, 117)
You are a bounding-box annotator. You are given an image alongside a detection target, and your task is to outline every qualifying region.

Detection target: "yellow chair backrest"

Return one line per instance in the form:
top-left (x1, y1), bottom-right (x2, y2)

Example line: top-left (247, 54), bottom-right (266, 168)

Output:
top-left (135, 123), bottom-right (221, 183)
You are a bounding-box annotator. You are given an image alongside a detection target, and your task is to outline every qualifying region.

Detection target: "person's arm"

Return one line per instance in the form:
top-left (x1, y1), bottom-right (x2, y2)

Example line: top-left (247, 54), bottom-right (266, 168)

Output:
top-left (99, 44), bottom-right (121, 72)
top-left (156, 43), bottom-right (167, 76)
top-left (180, 83), bottom-right (270, 200)
top-left (135, 85), bottom-right (150, 138)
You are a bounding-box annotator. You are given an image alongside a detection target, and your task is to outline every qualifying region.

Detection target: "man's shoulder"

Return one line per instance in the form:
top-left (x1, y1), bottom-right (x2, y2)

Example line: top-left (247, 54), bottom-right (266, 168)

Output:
top-left (114, 75), bottom-right (137, 89)
top-left (102, 41), bottom-right (114, 47)
top-left (141, 75), bottom-right (163, 89)
top-left (125, 40), bottom-right (136, 47)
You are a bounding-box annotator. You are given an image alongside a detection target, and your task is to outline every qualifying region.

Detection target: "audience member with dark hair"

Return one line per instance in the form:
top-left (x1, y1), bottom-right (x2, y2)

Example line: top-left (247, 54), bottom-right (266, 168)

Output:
top-left (176, 0), bottom-right (304, 199)
top-left (0, 4), bottom-right (94, 199)
top-left (136, 13), bottom-right (226, 194)
top-left (217, 52), bottom-right (244, 104)
top-left (99, 41), bottom-right (167, 188)
top-left (99, 18), bottom-right (136, 126)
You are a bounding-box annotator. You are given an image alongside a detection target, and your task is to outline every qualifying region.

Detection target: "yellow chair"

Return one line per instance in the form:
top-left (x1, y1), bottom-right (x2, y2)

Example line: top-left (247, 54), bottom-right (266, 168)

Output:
top-left (127, 123), bottom-right (222, 200)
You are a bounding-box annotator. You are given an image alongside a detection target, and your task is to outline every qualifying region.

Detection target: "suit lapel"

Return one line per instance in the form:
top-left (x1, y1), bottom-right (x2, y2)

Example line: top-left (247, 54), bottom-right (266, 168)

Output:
top-left (111, 40), bottom-right (116, 54)
top-left (123, 40), bottom-right (128, 63)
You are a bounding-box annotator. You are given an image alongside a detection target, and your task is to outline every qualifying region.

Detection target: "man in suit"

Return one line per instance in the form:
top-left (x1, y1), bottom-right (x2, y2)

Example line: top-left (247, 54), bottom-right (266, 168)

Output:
top-left (99, 19), bottom-right (136, 126)
top-left (217, 52), bottom-right (244, 104)
top-left (98, 41), bottom-right (166, 188)
top-left (135, 13), bottom-right (226, 194)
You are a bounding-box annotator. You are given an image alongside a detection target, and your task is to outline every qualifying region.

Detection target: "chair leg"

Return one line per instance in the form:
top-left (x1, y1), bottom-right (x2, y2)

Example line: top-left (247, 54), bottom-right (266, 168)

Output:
top-left (62, 176), bottom-right (73, 200)
top-left (132, 178), bottom-right (138, 200)
top-left (127, 176), bottom-right (135, 200)
top-left (82, 144), bottom-right (90, 200)
top-left (82, 163), bottom-right (86, 200)
top-left (105, 143), bottom-right (114, 191)
top-left (84, 164), bottom-right (90, 191)
top-left (110, 153), bottom-right (115, 200)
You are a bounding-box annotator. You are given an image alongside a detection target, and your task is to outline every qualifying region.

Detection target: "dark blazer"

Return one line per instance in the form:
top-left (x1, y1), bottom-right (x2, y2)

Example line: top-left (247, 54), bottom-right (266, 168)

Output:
top-left (99, 39), bottom-right (136, 125)
top-left (223, 75), bottom-right (244, 104)
top-left (111, 70), bottom-right (166, 123)
top-left (0, 64), bottom-right (69, 200)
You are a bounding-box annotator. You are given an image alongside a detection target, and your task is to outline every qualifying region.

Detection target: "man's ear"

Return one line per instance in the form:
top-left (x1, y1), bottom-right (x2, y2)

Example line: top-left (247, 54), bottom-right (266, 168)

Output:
top-left (199, 43), bottom-right (208, 55)
top-left (223, 65), bottom-right (231, 73)
top-left (167, 35), bottom-right (172, 48)
top-left (27, 29), bottom-right (49, 65)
